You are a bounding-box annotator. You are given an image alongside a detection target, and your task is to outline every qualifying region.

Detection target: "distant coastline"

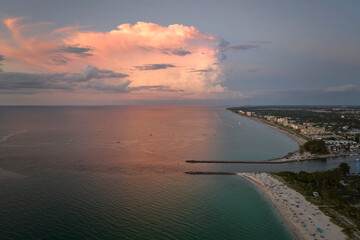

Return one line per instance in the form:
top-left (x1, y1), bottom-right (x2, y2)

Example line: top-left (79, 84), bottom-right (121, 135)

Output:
top-left (233, 112), bottom-right (352, 163)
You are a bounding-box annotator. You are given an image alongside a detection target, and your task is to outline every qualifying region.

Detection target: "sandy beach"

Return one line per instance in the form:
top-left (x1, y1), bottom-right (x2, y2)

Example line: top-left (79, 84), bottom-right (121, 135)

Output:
top-left (239, 172), bottom-right (346, 240)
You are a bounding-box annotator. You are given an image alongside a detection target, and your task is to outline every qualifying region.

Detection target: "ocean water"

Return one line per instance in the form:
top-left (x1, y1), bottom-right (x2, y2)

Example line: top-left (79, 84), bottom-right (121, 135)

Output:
top-left (0, 106), bottom-right (309, 239)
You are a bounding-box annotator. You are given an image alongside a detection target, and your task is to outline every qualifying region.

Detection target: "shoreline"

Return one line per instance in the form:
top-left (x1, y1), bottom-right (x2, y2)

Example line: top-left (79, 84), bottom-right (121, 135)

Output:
top-left (184, 110), bottom-right (358, 166)
top-left (248, 116), bottom-right (307, 146)
top-left (239, 172), bottom-right (346, 240)
top-left (238, 114), bottom-right (356, 163)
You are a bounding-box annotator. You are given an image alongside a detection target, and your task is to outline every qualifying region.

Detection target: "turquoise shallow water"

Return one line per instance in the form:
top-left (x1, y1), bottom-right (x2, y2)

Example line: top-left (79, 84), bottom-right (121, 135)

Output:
top-left (1, 173), bottom-right (293, 239)
top-left (0, 106), bottom-right (300, 239)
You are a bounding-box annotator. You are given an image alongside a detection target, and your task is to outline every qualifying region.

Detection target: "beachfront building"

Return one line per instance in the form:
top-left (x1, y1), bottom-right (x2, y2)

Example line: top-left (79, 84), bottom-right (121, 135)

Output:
top-left (289, 123), bottom-right (303, 130)
top-left (265, 115), bottom-right (277, 123)
top-left (301, 127), bottom-right (326, 136)
top-left (277, 117), bottom-right (289, 126)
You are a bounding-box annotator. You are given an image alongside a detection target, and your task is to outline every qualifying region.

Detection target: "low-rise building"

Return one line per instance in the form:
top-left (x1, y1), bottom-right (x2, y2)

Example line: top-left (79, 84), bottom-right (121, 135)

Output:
top-left (350, 129), bottom-right (360, 135)
top-left (265, 115), bottom-right (277, 122)
top-left (301, 127), bottom-right (326, 136)
top-left (290, 123), bottom-right (303, 130)
top-left (277, 117), bottom-right (289, 126)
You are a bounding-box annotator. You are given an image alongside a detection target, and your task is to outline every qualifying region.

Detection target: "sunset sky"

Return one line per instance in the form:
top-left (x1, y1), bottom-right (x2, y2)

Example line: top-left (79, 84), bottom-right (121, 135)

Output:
top-left (0, 0), bottom-right (359, 105)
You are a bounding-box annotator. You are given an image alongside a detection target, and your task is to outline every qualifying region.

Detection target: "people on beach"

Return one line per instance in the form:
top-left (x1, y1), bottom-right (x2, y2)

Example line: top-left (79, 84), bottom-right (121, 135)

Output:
top-left (239, 173), bottom-right (346, 240)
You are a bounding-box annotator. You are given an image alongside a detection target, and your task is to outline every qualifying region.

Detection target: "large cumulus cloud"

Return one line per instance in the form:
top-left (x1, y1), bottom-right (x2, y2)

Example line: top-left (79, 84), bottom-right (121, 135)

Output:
top-left (0, 18), bottom-right (230, 98)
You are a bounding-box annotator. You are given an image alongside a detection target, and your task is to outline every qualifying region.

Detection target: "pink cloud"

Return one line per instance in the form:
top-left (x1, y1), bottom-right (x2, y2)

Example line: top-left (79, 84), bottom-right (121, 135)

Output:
top-left (0, 18), bottom-right (229, 99)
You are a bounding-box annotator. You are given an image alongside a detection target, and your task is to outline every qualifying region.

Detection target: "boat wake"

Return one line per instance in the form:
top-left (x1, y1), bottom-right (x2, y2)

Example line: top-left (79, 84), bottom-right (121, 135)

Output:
top-left (0, 130), bottom-right (26, 143)
top-left (0, 167), bottom-right (23, 179)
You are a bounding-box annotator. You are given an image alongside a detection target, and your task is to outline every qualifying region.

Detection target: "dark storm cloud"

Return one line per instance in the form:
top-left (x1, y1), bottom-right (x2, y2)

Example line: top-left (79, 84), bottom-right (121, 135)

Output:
top-left (134, 64), bottom-right (176, 70)
top-left (0, 65), bottom-right (182, 94)
top-left (0, 71), bottom-right (72, 91)
top-left (225, 44), bottom-right (260, 50)
top-left (0, 65), bottom-right (129, 93)
top-left (58, 45), bottom-right (93, 57)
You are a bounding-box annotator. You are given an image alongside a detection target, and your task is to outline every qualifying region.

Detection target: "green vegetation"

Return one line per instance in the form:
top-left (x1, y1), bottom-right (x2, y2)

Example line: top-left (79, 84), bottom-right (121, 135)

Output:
top-left (274, 163), bottom-right (360, 238)
top-left (303, 139), bottom-right (328, 154)
top-left (339, 162), bottom-right (350, 175)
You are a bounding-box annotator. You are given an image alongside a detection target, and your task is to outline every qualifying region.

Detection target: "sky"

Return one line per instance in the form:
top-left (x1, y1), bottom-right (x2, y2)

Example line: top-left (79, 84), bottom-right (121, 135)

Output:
top-left (0, 0), bottom-right (359, 105)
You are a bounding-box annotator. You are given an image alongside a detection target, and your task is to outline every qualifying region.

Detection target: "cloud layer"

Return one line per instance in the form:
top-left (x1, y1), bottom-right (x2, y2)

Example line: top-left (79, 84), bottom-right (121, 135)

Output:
top-left (324, 84), bottom-right (360, 93)
top-left (226, 44), bottom-right (260, 50)
top-left (0, 65), bottom-right (130, 92)
top-left (0, 54), bottom-right (4, 71)
top-left (134, 64), bottom-right (176, 71)
top-left (0, 18), bottom-right (230, 98)
top-left (58, 45), bottom-right (93, 57)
